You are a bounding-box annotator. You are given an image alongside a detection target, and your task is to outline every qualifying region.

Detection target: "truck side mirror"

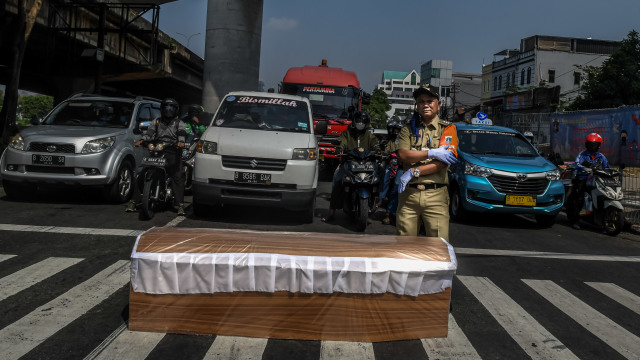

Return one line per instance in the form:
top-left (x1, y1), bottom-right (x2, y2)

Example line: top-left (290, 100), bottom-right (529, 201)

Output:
top-left (315, 121), bottom-right (327, 135)
top-left (361, 92), bottom-right (371, 105)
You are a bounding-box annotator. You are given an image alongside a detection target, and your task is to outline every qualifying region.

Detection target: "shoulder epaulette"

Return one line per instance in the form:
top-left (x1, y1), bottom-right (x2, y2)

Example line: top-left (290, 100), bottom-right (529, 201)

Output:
top-left (438, 119), bottom-right (452, 126)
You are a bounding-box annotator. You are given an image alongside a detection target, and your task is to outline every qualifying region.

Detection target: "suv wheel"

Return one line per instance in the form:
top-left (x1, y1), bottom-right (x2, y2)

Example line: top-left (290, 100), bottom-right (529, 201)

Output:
top-left (104, 161), bottom-right (133, 203)
top-left (449, 185), bottom-right (468, 221)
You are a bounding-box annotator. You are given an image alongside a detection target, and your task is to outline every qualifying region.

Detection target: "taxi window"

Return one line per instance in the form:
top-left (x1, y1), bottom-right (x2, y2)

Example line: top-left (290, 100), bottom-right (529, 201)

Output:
top-left (458, 129), bottom-right (538, 156)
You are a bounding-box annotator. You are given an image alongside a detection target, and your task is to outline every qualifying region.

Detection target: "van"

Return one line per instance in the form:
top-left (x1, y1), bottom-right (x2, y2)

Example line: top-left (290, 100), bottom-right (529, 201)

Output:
top-left (192, 92), bottom-right (326, 222)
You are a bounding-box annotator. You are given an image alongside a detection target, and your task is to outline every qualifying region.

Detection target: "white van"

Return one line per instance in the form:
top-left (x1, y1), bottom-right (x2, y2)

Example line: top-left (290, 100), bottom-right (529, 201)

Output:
top-left (192, 92), bottom-right (326, 222)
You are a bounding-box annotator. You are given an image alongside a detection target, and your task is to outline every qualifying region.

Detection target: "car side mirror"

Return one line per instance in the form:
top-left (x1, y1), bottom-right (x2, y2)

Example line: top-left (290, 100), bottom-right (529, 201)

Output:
top-left (315, 121), bottom-right (327, 135)
top-left (30, 116), bottom-right (42, 126)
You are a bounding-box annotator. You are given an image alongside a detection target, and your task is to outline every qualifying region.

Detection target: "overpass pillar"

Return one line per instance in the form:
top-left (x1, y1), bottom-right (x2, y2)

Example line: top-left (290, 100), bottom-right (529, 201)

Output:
top-left (202, 0), bottom-right (263, 112)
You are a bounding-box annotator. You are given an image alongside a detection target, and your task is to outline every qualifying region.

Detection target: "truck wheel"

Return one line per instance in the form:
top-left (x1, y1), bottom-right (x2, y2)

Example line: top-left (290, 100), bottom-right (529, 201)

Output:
top-left (104, 161), bottom-right (133, 203)
top-left (356, 197), bottom-right (368, 232)
top-left (2, 180), bottom-right (37, 201)
top-left (603, 207), bottom-right (624, 236)
top-left (140, 176), bottom-right (159, 220)
top-left (449, 185), bottom-right (468, 221)
top-left (535, 214), bottom-right (556, 228)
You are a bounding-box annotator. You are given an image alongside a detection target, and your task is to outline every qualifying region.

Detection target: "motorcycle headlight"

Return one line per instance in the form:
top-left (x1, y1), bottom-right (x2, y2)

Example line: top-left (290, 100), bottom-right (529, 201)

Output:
top-left (464, 161), bottom-right (492, 177)
top-left (545, 169), bottom-right (561, 181)
top-left (197, 140), bottom-right (217, 154)
top-left (81, 136), bottom-right (115, 154)
top-left (292, 148), bottom-right (317, 160)
top-left (9, 133), bottom-right (25, 151)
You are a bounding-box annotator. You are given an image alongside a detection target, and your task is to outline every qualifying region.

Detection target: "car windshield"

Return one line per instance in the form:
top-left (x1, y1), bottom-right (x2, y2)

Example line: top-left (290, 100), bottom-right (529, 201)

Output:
top-left (43, 100), bottom-right (134, 128)
top-left (214, 95), bottom-right (311, 132)
top-left (458, 129), bottom-right (538, 157)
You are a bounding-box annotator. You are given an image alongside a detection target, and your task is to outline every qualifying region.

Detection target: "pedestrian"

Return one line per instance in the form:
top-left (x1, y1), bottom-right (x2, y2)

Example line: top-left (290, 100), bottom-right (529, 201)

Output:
top-left (379, 120), bottom-right (404, 225)
top-left (395, 84), bottom-right (458, 240)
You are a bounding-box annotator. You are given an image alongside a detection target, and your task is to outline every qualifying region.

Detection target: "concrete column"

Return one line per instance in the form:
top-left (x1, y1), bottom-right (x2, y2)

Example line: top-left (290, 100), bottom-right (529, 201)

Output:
top-left (202, 0), bottom-right (263, 113)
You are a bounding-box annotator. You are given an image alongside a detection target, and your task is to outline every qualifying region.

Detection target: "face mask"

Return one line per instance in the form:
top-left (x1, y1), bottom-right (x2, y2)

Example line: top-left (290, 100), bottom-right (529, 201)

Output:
top-left (356, 123), bottom-right (365, 131)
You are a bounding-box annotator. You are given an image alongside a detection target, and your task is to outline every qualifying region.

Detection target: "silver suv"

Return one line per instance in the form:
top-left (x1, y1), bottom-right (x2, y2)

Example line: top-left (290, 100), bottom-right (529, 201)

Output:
top-left (1, 94), bottom-right (161, 202)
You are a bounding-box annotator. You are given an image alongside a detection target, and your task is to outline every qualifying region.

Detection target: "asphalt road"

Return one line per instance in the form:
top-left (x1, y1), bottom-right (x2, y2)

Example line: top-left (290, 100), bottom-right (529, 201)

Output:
top-left (1, 180), bottom-right (640, 360)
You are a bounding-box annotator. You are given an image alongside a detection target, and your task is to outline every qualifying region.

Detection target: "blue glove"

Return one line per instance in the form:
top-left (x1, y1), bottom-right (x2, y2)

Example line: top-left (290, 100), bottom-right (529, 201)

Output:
top-left (397, 168), bottom-right (415, 194)
top-left (428, 145), bottom-right (457, 165)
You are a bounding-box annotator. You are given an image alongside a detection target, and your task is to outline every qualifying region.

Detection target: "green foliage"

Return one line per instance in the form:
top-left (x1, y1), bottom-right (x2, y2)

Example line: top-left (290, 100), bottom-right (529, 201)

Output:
top-left (503, 82), bottom-right (520, 95)
top-left (18, 95), bottom-right (53, 125)
top-left (362, 88), bottom-right (391, 128)
top-left (569, 29), bottom-right (640, 110)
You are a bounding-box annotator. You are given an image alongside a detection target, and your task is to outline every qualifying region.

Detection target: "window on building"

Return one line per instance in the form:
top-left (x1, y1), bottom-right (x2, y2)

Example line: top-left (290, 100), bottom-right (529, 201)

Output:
top-left (512, 71), bottom-right (516, 84)
top-left (493, 77), bottom-right (497, 91)
top-left (411, 73), bottom-right (416, 85)
top-left (521, 69), bottom-right (525, 85)
top-left (527, 68), bottom-right (531, 84)
top-left (498, 75), bottom-right (502, 90)
top-left (574, 72), bottom-right (581, 85)
top-left (506, 74), bottom-right (510, 86)
top-left (548, 70), bottom-right (555, 84)
top-left (431, 68), bottom-right (440, 78)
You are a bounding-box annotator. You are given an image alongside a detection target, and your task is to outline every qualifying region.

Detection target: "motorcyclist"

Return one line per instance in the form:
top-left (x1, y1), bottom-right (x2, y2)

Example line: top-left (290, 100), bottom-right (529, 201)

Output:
top-left (126, 98), bottom-right (187, 215)
top-left (567, 133), bottom-right (610, 229)
top-left (322, 110), bottom-right (380, 222)
top-left (379, 120), bottom-right (404, 225)
top-left (182, 104), bottom-right (207, 136)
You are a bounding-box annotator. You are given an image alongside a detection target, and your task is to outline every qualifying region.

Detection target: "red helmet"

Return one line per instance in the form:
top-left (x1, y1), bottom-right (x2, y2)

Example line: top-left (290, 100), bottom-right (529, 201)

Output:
top-left (585, 133), bottom-right (602, 153)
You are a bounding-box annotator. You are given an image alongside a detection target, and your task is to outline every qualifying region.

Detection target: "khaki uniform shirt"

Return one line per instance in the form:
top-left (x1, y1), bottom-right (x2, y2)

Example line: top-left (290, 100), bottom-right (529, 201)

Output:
top-left (338, 129), bottom-right (380, 152)
top-left (397, 116), bottom-right (449, 185)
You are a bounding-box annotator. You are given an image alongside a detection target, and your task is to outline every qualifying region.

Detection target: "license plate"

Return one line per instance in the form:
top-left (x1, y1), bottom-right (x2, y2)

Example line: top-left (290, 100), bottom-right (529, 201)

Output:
top-left (352, 163), bottom-right (374, 171)
top-left (505, 195), bottom-right (536, 206)
top-left (141, 157), bottom-right (167, 167)
top-left (234, 171), bottom-right (271, 185)
top-left (32, 154), bottom-right (65, 166)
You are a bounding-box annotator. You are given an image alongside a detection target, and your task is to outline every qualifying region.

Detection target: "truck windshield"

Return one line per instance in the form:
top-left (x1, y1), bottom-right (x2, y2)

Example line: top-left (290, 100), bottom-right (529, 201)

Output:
top-left (281, 83), bottom-right (356, 119)
top-left (458, 129), bottom-right (538, 157)
top-left (44, 100), bottom-right (134, 128)
top-left (214, 95), bottom-right (311, 133)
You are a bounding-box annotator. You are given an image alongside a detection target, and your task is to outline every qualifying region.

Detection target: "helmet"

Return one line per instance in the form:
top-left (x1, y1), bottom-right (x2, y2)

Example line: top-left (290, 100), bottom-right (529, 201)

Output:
top-left (351, 111), bottom-right (370, 132)
top-left (161, 98), bottom-right (179, 119)
top-left (585, 133), bottom-right (603, 153)
top-left (523, 131), bottom-right (534, 143)
top-left (188, 104), bottom-right (203, 117)
top-left (387, 120), bottom-right (403, 137)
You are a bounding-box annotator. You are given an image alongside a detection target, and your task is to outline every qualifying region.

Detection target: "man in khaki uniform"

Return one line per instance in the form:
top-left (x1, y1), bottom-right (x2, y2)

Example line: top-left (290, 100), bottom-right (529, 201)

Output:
top-left (396, 84), bottom-right (458, 240)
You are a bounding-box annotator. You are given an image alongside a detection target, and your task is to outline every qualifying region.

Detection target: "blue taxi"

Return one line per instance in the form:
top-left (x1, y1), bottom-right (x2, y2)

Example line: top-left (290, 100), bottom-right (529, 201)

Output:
top-left (448, 114), bottom-right (565, 226)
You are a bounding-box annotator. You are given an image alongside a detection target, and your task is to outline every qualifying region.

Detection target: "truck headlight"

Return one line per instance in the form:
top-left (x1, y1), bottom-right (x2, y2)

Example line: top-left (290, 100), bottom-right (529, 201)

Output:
top-left (197, 140), bottom-right (217, 154)
top-left (464, 161), bottom-right (492, 177)
top-left (9, 133), bottom-right (25, 151)
top-left (545, 169), bottom-right (560, 181)
top-left (293, 148), bottom-right (317, 160)
top-left (81, 136), bottom-right (115, 154)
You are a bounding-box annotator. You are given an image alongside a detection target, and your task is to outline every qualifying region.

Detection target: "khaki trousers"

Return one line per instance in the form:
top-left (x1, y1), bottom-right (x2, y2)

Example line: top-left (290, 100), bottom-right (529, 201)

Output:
top-left (396, 186), bottom-right (450, 241)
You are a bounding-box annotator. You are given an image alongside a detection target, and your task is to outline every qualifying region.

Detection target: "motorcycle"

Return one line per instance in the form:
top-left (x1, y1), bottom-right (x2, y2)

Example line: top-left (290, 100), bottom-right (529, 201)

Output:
top-left (339, 147), bottom-right (387, 231)
top-left (138, 142), bottom-right (176, 220)
top-left (182, 130), bottom-right (201, 194)
top-left (564, 160), bottom-right (625, 235)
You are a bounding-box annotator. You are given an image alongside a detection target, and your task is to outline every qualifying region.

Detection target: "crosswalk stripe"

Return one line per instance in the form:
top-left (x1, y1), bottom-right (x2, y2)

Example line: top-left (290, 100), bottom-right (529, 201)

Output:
top-left (0, 254), bottom-right (16, 263)
top-left (421, 314), bottom-right (481, 359)
top-left (0, 257), bottom-right (84, 301)
top-left (320, 340), bottom-right (375, 360)
top-left (89, 326), bottom-right (165, 360)
top-left (586, 282), bottom-right (640, 316)
top-left (0, 260), bottom-right (130, 360)
top-left (455, 248), bottom-right (640, 262)
top-left (0, 224), bottom-right (144, 237)
top-left (203, 335), bottom-right (268, 360)
top-left (524, 279), bottom-right (640, 359)
top-left (458, 276), bottom-right (578, 360)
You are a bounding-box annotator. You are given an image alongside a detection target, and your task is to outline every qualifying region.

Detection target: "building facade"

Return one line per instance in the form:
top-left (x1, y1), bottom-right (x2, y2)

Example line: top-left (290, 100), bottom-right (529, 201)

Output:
top-left (376, 70), bottom-right (420, 119)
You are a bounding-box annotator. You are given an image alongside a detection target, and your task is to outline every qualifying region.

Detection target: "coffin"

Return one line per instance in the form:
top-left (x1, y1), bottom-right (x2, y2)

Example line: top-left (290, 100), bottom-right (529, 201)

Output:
top-left (129, 227), bottom-right (457, 342)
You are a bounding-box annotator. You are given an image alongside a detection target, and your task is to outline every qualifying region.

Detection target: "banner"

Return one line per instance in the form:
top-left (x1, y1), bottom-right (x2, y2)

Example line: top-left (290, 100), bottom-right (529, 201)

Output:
top-left (550, 106), bottom-right (640, 166)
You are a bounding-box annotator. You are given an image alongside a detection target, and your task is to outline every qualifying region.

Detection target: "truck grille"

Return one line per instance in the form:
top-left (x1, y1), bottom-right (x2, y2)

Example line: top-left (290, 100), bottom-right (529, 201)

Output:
top-left (29, 142), bottom-right (76, 154)
top-left (488, 174), bottom-right (549, 195)
top-left (221, 156), bottom-right (287, 171)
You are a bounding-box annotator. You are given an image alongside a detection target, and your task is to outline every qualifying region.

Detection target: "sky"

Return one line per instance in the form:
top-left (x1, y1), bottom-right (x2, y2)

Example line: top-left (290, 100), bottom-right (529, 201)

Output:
top-left (142, 0), bottom-right (638, 93)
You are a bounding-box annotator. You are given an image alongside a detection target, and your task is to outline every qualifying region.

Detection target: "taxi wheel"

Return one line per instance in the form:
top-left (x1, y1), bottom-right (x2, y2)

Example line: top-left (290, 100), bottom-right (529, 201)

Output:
top-left (450, 185), bottom-right (468, 221)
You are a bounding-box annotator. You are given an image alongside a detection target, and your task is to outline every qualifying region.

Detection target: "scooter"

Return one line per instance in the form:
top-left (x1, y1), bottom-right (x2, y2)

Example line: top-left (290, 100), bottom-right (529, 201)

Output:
top-left (565, 160), bottom-right (625, 235)
top-left (182, 131), bottom-right (201, 194)
top-left (339, 147), bottom-right (386, 231)
top-left (138, 142), bottom-right (175, 220)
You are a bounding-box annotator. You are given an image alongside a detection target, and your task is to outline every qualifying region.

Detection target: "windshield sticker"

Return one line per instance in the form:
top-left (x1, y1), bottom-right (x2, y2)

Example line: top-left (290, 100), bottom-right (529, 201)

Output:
top-left (462, 130), bottom-right (515, 136)
top-left (298, 122), bottom-right (308, 128)
top-left (216, 119), bottom-right (225, 126)
top-left (236, 97), bottom-right (299, 107)
top-left (226, 96), bottom-right (236, 102)
top-left (303, 86), bottom-right (336, 94)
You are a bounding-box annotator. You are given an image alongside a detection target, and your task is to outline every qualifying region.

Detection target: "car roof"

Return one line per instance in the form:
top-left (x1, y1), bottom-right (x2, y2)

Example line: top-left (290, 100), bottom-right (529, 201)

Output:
top-left (455, 122), bottom-right (520, 134)
top-left (225, 91), bottom-right (310, 104)
top-left (64, 93), bottom-right (160, 104)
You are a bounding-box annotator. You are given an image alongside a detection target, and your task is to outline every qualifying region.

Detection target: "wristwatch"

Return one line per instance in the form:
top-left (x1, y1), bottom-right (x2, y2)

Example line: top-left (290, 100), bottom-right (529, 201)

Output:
top-left (413, 167), bottom-right (420, 177)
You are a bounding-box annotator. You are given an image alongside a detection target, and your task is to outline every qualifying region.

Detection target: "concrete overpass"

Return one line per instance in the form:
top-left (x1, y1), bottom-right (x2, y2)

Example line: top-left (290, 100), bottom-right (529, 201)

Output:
top-left (1, 0), bottom-right (262, 112)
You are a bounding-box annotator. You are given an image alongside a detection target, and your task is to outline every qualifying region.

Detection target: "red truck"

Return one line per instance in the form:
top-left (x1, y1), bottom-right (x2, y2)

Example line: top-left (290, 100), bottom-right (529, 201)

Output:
top-left (280, 59), bottom-right (369, 172)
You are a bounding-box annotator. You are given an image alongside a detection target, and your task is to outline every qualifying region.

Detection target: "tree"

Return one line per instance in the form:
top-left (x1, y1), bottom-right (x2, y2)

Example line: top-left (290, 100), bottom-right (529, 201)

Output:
top-left (362, 88), bottom-right (391, 128)
top-left (569, 29), bottom-right (640, 110)
top-left (18, 95), bottom-right (53, 125)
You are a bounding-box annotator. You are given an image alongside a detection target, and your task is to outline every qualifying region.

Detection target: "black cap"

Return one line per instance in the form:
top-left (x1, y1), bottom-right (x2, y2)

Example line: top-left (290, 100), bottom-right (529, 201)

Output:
top-left (413, 84), bottom-right (439, 99)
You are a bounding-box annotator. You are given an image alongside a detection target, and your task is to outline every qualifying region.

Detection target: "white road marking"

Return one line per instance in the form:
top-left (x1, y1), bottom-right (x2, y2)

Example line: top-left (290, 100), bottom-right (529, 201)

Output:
top-left (0, 260), bottom-right (130, 360)
top-left (586, 282), bottom-right (640, 315)
top-left (0, 254), bottom-right (16, 262)
top-left (0, 257), bottom-right (83, 301)
top-left (455, 247), bottom-right (640, 262)
top-left (87, 324), bottom-right (165, 360)
top-left (421, 314), bottom-right (481, 360)
top-left (163, 216), bottom-right (186, 228)
top-left (320, 340), bottom-right (375, 360)
top-left (203, 335), bottom-right (268, 360)
top-left (524, 279), bottom-right (640, 359)
top-left (0, 223), bottom-right (144, 237)
top-left (458, 276), bottom-right (578, 360)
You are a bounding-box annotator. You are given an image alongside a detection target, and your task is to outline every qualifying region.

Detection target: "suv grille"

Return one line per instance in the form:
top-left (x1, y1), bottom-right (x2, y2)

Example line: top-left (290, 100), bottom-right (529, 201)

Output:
top-left (29, 142), bottom-right (76, 154)
top-left (222, 156), bottom-right (287, 171)
top-left (488, 174), bottom-right (549, 195)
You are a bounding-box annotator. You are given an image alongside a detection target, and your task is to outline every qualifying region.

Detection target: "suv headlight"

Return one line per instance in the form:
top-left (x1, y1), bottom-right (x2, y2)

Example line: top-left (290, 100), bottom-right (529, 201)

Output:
top-left (197, 140), bottom-right (217, 154)
top-left (292, 148), bottom-right (317, 160)
top-left (545, 169), bottom-right (561, 181)
top-left (81, 136), bottom-right (115, 154)
top-left (8, 133), bottom-right (25, 151)
top-left (464, 161), bottom-right (493, 177)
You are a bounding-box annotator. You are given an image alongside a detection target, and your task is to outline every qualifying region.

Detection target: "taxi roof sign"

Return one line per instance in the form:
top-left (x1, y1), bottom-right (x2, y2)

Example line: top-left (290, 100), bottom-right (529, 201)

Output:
top-left (470, 114), bottom-right (492, 125)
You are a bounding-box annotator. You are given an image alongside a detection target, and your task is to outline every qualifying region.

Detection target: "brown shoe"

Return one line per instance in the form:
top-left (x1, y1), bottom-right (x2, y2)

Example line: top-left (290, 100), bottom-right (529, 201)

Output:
top-left (382, 214), bottom-right (391, 225)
